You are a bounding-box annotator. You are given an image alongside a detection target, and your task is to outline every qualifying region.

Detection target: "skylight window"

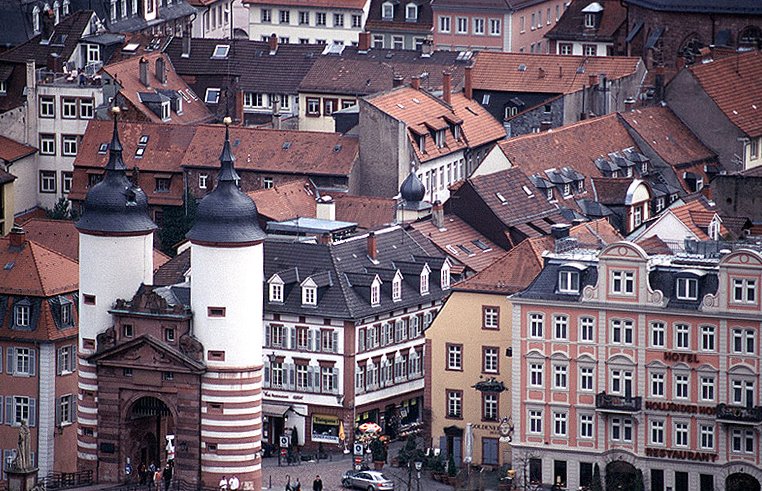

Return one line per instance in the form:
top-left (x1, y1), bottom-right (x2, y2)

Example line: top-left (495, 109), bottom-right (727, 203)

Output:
top-left (205, 88), bottom-right (221, 104)
top-left (472, 240), bottom-right (491, 252)
top-left (522, 185), bottom-right (534, 197)
top-left (98, 143), bottom-right (109, 154)
top-left (457, 244), bottom-right (475, 256)
top-left (139, 135), bottom-right (149, 146)
top-left (211, 45), bottom-right (230, 59)
top-left (495, 192), bottom-right (507, 203)
top-left (135, 147), bottom-right (145, 159)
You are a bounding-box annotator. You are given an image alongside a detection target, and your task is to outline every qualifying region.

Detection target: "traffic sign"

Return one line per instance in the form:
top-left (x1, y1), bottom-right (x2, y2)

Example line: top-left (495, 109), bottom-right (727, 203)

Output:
top-left (353, 443), bottom-right (364, 456)
top-left (279, 436), bottom-right (290, 448)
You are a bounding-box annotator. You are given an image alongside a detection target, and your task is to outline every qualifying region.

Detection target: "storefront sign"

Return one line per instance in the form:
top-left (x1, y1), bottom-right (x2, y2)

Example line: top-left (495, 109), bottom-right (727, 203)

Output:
top-left (312, 414), bottom-right (340, 444)
top-left (645, 401), bottom-right (715, 415)
top-left (645, 447), bottom-right (718, 462)
top-left (663, 352), bottom-right (700, 363)
top-left (471, 423), bottom-right (500, 434)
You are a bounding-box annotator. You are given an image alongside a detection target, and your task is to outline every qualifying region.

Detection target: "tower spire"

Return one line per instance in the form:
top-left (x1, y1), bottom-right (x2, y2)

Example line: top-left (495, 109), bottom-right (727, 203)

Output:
top-left (105, 106), bottom-right (126, 171)
top-left (217, 116), bottom-right (239, 183)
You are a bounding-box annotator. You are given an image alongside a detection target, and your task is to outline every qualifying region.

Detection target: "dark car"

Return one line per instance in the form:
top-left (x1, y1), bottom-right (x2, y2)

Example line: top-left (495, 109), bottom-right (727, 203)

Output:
top-left (341, 470), bottom-right (394, 490)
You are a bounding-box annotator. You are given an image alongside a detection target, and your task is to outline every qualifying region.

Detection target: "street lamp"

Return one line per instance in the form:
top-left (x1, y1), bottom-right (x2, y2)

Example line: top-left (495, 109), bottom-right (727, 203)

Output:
top-left (414, 461), bottom-right (422, 491)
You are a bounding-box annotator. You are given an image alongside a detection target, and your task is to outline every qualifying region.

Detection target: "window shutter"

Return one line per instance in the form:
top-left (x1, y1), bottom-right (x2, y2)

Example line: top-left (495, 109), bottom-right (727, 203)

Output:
top-left (290, 328), bottom-right (297, 350)
top-left (332, 368), bottom-right (338, 394)
top-left (307, 366), bottom-right (314, 391)
top-left (57, 348), bottom-right (62, 376)
top-left (6, 347), bottom-right (14, 374)
top-left (71, 345), bottom-right (77, 372)
top-left (265, 325), bottom-right (271, 347)
top-left (439, 436), bottom-right (447, 455)
top-left (29, 398), bottom-right (36, 427)
top-left (332, 331), bottom-right (339, 353)
top-left (5, 396), bottom-right (12, 424)
top-left (55, 397), bottom-right (61, 425)
top-left (263, 361), bottom-right (270, 386)
top-left (29, 350), bottom-right (36, 377)
top-left (307, 330), bottom-right (314, 352)
top-left (288, 365), bottom-right (295, 389)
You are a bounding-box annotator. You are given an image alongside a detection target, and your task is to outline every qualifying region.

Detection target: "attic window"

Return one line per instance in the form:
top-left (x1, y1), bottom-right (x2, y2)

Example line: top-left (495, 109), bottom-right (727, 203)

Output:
top-left (139, 135), bottom-right (149, 145)
top-left (211, 45), bottom-right (230, 59)
top-left (584, 13), bottom-right (595, 28)
top-left (482, 94), bottom-right (490, 105)
top-left (98, 143), bottom-right (109, 154)
top-left (269, 282), bottom-right (283, 302)
top-left (205, 88), bottom-right (221, 104)
top-left (370, 282), bottom-right (380, 306)
top-left (382, 1), bottom-right (393, 19)
top-left (420, 267), bottom-right (430, 295)
top-left (440, 263), bottom-right (450, 290)
top-left (135, 147), bottom-right (146, 159)
top-left (558, 270), bottom-right (580, 293)
top-left (417, 135), bottom-right (426, 152)
top-left (282, 141), bottom-right (291, 150)
top-left (522, 185), bottom-right (534, 197)
top-left (302, 285), bottom-right (317, 306)
top-left (435, 130), bottom-right (445, 148)
top-left (392, 274), bottom-right (402, 302)
top-left (472, 239), bottom-right (491, 251)
top-left (676, 277), bottom-right (698, 300)
top-left (495, 192), bottom-right (507, 204)
top-left (406, 3), bottom-right (418, 21)
top-left (457, 244), bottom-right (475, 256)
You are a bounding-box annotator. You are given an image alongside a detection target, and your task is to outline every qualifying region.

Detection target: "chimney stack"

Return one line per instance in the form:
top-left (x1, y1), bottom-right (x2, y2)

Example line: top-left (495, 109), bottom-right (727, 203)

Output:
top-left (358, 31), bottom-right (371, 53)
top-left (551, 223), bottom-right (571, 240)
top-left (411, 75), bottom-right (420, 91)
top-left (540, 121), bottom-right (552, 132)
top-left (588, 74), bottom-right (598, 86)
top-left (464, 65), bottom-right (473, 100)
top-left (392, 73), bottom-right (404, 88)
top-left (432, 201), bottom-right (445, 230)
top-left (139, 57), bottom-right (149, 87)
top-left (182, 33), bottom-right (191, 58)
top-left (272, 95), bottom-right (282, 130)
top-left (442, 71), bottom-right (451, 104)
top-left (155, 56), bottom-right (166, 84)
top-left (367, 231), bottom-right (377, 260)
top-left (318, 232), bottom-right (332, 245)
top-left (316, 195), bottom-right (336, 221)
top-left (624, 97), bottom-right (636, 112)
top-left (268, 33), bottom-right (278, 55)
top-left (9, 225), bottom-right (25, 248)
top-left (235, 89), bottom-right (244, 124)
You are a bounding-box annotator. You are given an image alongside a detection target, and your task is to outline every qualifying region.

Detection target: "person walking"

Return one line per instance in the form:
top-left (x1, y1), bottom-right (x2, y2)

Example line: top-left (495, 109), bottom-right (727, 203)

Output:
top-left (163, 463), bottom-right (173, 491)
top-left (293, 478), bottom-right (301, 491)
top-left (312, 475), bottom-right (323, 491)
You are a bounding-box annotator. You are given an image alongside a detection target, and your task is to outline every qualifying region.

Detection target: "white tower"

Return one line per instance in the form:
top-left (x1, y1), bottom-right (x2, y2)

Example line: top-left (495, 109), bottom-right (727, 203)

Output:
top-left (74, 108), bottom-right (156, 472)
top-left (186, 118), bottom-right (266, 489)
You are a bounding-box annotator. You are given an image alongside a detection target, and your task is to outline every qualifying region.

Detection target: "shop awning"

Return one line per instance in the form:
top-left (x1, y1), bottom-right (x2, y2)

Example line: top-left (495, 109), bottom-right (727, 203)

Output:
top-left (262, 403), bottom-right (290, 417)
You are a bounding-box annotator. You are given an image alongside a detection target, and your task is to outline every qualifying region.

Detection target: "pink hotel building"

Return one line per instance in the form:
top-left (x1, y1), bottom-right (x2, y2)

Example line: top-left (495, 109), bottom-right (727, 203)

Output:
top-left (511, 238), bottom-right (762, 491)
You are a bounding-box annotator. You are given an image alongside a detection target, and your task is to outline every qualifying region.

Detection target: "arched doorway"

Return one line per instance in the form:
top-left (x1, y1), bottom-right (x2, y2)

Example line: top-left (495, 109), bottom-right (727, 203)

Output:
top-left (126, 396), bottom-right (175, 470)
top-left (605, 460), bottom-right (642, 491)
top-left (726, 472), bottom-right (761, 491)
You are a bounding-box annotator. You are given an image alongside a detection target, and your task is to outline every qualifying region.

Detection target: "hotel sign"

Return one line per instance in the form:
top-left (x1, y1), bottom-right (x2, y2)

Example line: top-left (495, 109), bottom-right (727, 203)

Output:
top-left (645, 401), bottom-right (715, 415)
top-left (663, 352), bottom-right (700, 363)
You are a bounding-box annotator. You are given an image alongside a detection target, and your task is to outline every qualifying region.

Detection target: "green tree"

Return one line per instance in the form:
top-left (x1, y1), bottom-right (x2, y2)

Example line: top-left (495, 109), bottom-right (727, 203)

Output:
top-left (397, 435), bottom-right (424, 467)
top-left (158, 187), bottom-right (197, 256)
top-left (447, 453), bottom-right (457, 477)
top-left (45, 197), bottom-right (78, 221)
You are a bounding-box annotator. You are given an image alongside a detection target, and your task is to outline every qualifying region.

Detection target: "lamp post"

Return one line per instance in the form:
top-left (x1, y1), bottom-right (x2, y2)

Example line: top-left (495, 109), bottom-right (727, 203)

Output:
top-left (266, 351), bottom-right (280, 466)
top-left (414, 461), bottom-right (422, 491)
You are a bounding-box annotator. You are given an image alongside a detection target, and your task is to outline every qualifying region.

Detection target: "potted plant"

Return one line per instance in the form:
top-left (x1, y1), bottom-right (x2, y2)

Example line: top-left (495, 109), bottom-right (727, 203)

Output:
top-left (370, 438), bottom-right (387, 470)
top-left (446, 453), bottom-right (458, 486)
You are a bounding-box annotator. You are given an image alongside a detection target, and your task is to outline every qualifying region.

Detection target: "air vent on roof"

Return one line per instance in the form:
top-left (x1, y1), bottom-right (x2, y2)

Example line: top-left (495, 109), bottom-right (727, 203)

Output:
top-left (282, 141), bottom-right (292, 150)
top-left (138, 135), bottom-right (149, 146)
top-left (234, 138), bottom-right (240, 147)
top-left (334, 144), bottom-right (342, 152)
top-left (518, 64), bottom-right (527, 72)
top-left (412, 98), bottom-right (421, 104)
top-left (98, 143), bottom-right (109, 154)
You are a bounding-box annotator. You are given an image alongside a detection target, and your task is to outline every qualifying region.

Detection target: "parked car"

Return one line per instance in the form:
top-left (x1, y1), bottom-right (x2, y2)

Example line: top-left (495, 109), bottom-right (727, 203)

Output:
top-left (341, 470), bottom-right (394, 490)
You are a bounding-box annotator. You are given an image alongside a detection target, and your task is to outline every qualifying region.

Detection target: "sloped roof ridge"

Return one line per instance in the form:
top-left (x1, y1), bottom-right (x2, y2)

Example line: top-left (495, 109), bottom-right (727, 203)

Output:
top-left (27, 239), bottom-right (79, 296)
top-left (326, 240), bottom-right (360, 319)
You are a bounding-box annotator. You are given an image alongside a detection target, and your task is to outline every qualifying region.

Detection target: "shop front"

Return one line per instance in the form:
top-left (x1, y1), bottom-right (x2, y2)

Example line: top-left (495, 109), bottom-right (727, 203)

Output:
top-left (311, 414), bottom-right (341, 445)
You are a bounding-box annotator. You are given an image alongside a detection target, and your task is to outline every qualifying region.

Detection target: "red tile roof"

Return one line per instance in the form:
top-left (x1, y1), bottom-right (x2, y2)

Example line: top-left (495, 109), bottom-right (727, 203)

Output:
top-left (103, 51), bottom-right (212, 125)
top-left (0, 135), bottom-right (36, 163)
top-left (471, 52), bottom-right (642, 94)
top-left (334, 194), bottom-right (397, 230)
top-left (0, 235), bottom-right (78, 297)
top-left (688, 50), bottom-right (762, 137)
top-left (366, 87), bottom-right (504, 162)
top-left (591, 177), bottom-right (639, 205)
top-left (667, 199), bottom-right (726, 240)
top-left (246, 180), bottom-right (317, 222)
top-left (546, 0), bottom-right (626, 42)
top-left (409, 214), bottom-right (503, 272)
top-left (457, 218), bottom-right (621, 293)
top-left (242, 0), bottom-right (367, 7)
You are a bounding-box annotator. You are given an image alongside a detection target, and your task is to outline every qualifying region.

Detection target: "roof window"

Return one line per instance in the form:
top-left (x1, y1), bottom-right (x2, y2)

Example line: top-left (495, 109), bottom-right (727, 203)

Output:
top-left (205, 88), bottom-right (221, 104)
top-left (211, 45), bottom-right (230, 59)
top-left (139, 135), bottom-right (149, 146)
top-left (98, 143), bottom-right (109, 154)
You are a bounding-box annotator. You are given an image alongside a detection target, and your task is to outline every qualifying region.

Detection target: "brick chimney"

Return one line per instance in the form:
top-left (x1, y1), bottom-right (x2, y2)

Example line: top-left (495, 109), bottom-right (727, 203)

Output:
top-left (155, 56), bottom-right (166, 84)
top-left (464, 65), bottom-right (473, 100)
top-left (9, 225), bottom-right (25, 248)
top-left (432, 200), bottom-right (445, 230)
top-left (393, 73), bottom-right (404, 88)
top-left (367, 231), bottom-right (377, 260)
top-left (268, 33), bottom-right (278, 55)
top-left (442, 71), bottom-right (451, 104)
top-left (411, 75), bottom-right (420, 91)
top-left (624, 97), bottom-right (636, 112)
top-left (358, 31), bottom-right (371, 53)
top-left (139, 57), bottom-right (149, 87)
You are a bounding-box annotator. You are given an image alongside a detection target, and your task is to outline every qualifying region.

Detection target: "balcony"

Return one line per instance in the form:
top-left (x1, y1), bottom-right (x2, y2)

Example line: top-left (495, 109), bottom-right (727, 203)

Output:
top-left (595, 392), bottom-right (642, 413)
top-left (716, 404), bottom-right (762, 425)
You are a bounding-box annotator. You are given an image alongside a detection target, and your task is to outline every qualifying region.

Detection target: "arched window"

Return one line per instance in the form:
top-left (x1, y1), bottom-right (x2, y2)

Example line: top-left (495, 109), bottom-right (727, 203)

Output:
top-left (381, 1), bottom-right (393, 19)
top-left (32, 6), bottom-right (40, 32)
top-left (739, 26), bottom-right (762, 48)
top-left (678, 33), bottom-right (703, 65)
top-left (406, 3), bottom-right (418, 21)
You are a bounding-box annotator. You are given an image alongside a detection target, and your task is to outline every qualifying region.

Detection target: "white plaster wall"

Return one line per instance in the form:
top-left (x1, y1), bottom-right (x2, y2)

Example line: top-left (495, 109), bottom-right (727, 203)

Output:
top-left (78, 232), bottom-right (154, 349)
top-left (191, 242), bottom-right (263, 369)
top-left (37, 343), bottom-right (55, 477)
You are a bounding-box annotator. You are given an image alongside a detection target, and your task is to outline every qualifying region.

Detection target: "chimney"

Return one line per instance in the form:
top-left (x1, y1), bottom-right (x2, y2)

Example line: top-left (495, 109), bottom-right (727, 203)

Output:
top-left (538, 67), bottom-right (546, 79)
top-left (411, 75), bottom-right (420, 91)
top-left (316, 195), bottom-right (336, 221)
top-left (358, 31), bottom-right (371, 53)
top-left (46, 52), bottom-right (62, 73)
top-left (624, 97), bottom-right (636, 112)
top-left (421, 37), bottom-right (433, 58)
top-left (9, 225), bottom-right (25, 248)
top-left (181, 33), bottom-right (191, 58)
top-left (464, 65), bottom-right (473, 100)
top-left (272, 95), bottom-right (282, 130)
top-left (432, 200), bottom-right (445, 230)
top-left (268, 33), bottom-right (278, 55)
top-left (540, 121), bottom-right (552, 131)
top-left (551, 223), bottom-right (571, 240)
top-left (235, 89), bottom-right (244, 124)
top-left (392, 73), bottom-right (404, 88)
top-left (139, 57), bottom-right (149, 87)
top-left (588, 74), bottom-right (598, 86)
top-left (442, 71), bottom-right (451, 104)
top-left (559, 65), bottom-right (563, 78)
top-left (318, 232), bottom-right (332, 245)
top-left (367, 231), bottom-right (377, 261)
top-left (155, 56), bottom-right (166, 84)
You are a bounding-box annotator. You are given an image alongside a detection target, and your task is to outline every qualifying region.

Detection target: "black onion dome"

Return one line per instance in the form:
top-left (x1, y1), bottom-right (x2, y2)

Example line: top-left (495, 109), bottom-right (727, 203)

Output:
top-left (75, 113), bottom-right (156, 235)
top-left (186, 123), bottom-right (266, 244)
top-left (400, 170), bottom-right (426, 202)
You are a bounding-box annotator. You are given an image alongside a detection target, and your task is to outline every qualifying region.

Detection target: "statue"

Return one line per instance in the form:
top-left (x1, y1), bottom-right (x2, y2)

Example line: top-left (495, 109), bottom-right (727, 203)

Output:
top-left (13, 420), bottom-right (31, 470)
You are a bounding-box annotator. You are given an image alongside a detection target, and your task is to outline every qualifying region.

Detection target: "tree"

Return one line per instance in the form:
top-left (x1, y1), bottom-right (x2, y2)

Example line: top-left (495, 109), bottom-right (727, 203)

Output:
top-left (45, 198), bottom-right (78, 221)
top-left (158, 187), bottom-right (197, 256)
top-left (447, 453), bottom-right (457, 477)
top-left (370, 438), bottom-right (387, 463)
top-left (397, 435), bottom-right (424, 467)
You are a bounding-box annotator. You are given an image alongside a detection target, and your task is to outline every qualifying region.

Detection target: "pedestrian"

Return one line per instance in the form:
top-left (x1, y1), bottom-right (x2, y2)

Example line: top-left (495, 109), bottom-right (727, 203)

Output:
top-left (153, 467), bottom-right (162, 491)
top-left (293, 478), bottom-right (301, 491)
top-left (218, 476), bottom-right (228, 491)
top-left (163, 463), bottom-right (173, 491)
top-left (228, 475), bottom-right (240, 491)
top-left (312, 475), bottom-right (323, 491)
top-left (139, 462), bottom-right (147, 485)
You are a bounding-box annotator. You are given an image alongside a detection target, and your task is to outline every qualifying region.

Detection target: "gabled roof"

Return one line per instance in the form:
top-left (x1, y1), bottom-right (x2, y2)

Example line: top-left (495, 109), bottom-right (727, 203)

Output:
top-left (471, 51), bottom-right (642, 94)
top-left (246, 180), bottom-right (317, 222)
top-left (456, 218), bottom-right (621, 293)
top-left (88, 334), bottom-right (206, 373)
top-left (0, 11), bottom-right (94, 67)
top-left (242, 0), bottom-right (368, 7)
top-left (0, 135), bottom-right (36, 163)
top-left (687, 50), bottom-right (762, 138)
top-left (154, 248), bottom-right (190, 286)
top-left (623, 0), bottom-right (762, 14)
top-left (0, 234), bottom-right (78, 297)
top-left (365, 0), bottom-right (434, 32)
top-left (546, 0), bottom-right (626, 42)
top-left (334, 194), bottom-right (397, 231)
top-left (591, 177), bottom-right (644, 205)
top-left (163, 37), bottom-right (324, 94)
top-left (102, 51), bottom-right (213, 125)
top-left (299, 46), bottom-right (465, 96)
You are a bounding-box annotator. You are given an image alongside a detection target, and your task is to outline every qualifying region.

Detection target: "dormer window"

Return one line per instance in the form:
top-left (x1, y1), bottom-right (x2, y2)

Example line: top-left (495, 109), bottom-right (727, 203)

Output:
top-left (61, 303), bottom-right (72, 325)
top-left (676, 277), bottom-right (698, 300)
top-left (546, 188), bottom-right (554, 201)
top-left (269, 281), bottom-right (284, 302)
top-left (14, 302), bottom-right (31, 328)
top-left (435, 130), bottom-right (445, 148)
top-left (440, 262), bottom-right (451, 290)
top-left (420, 264), bottom-right (430, 295)
top-left (708, 217), bottom-right (720, 240)
top-left (392, 272), bottom-right (402, 302)
top-left (558, 270), bottom-right (580, 293)
top-left (32, 6), bottom-right (40, 32)
top-left (382, 1), bottom-right (393, 19)
top-left (584, 13), bottom-right (595, 28)
top-left (302, 277), bottom-right (318, 306)
top-left (563, 183), bottom-right (571, 197)
top-left (161, 101), bottom-right (170, 121)
top-left (406, 3), bottom-right (418, 21)
top-left (371, 282), bottom-right (380, 306)
top-left (418, 135), bottom-right (426, 152)
top-left (452, 124), bottom-right (461, 140)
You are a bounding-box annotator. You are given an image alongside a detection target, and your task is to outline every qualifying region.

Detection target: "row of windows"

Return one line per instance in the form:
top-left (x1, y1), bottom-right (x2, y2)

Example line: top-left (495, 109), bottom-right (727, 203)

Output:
top-left (202, 2), bottom-right (230, 33)
top-left (446, 390), bottom-right (500, 421)
top-left (39, 96), bottom-right (94, 119)
top-left (121, 323), bottom-right (177, 344)
top-left (355, 351), bottom-right (423, 393)
top-left (31, 0), bottom-right (70, 32)
top-left (264, 324), bottom-right (339, 353)
top-left (519, 4), bottom-right (564, 34)
top-left (261, 9), bottom-right (362, 29)
top-left (263, 362), bottom-right (339, 394)
top-left (372, 34), bottom-right (427, 51)
top-left (40, 170), bottom-right (74, 194)
top-left (381, 1), bottom-right (418, 21)
top-left (359, 314), bottom-right (431, 352)
top-left (438, 16), bottom-right (501, 35)
top-left (243, 92), bottom-right (291, 111)
top-left (446, 344), bottom-right (500, 374)
top-left (305, 97), bottom-right (356, 117)
top-left (39, 134), bottom-right (79, 158)
top-left (419, 159), bottom-right (465, 196)
top-left (558, 43), bottom-right (603, 57)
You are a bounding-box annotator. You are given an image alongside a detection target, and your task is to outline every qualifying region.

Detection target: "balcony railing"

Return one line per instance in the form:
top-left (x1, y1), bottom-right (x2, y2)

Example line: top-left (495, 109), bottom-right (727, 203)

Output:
top-left (716, 404), bottom-right (762, 424)
top-left (595, 392), bottom-right (642, 412)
